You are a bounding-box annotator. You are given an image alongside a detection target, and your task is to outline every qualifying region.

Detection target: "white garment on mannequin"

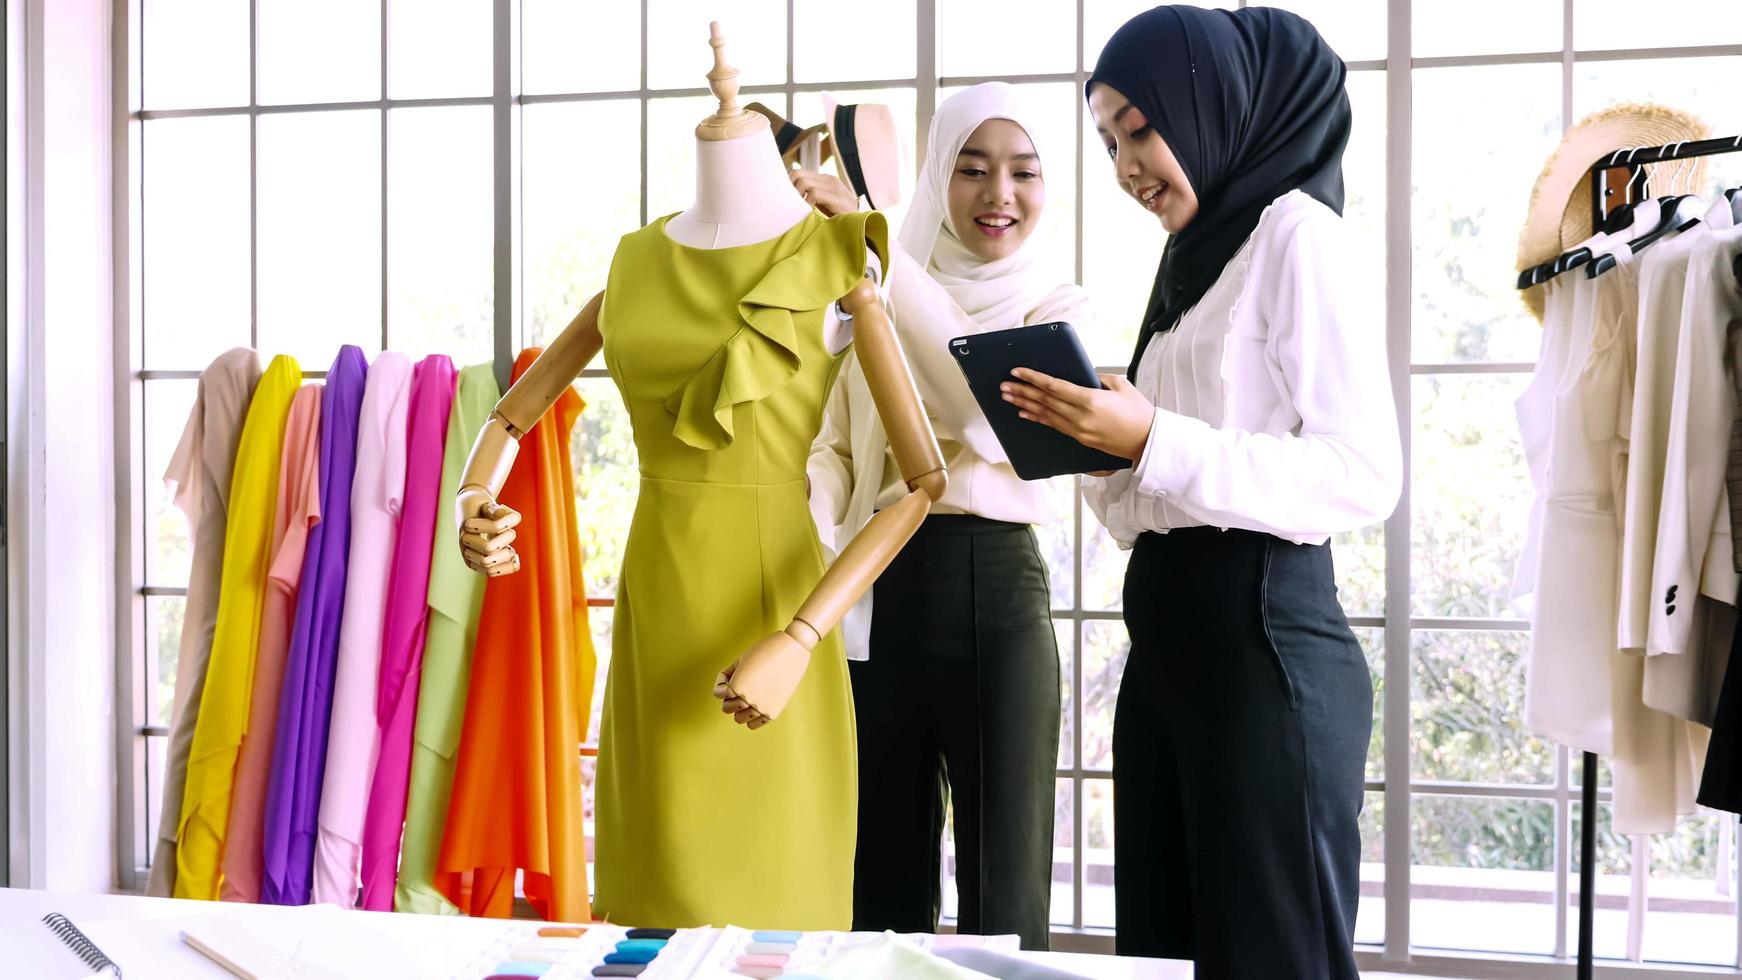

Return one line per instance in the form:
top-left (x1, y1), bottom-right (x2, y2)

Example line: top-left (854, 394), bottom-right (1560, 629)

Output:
top-left (664, 128), bottom-right (813, 249)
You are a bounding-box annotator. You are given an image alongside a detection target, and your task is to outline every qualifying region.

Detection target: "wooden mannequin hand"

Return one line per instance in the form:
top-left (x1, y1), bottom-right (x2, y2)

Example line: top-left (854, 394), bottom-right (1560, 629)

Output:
top-left (1001, 370), bottom-right (1155, 462)
top-left (456, 487), bottom-right (523, 578)
top-left (713, 630), bottom-right (813, 729)
top-left (789, 169), bottom-right (860, 217)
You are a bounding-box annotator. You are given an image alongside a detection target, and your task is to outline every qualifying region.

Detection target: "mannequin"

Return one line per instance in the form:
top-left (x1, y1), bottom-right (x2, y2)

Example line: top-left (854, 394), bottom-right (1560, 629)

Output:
top-left (454, 22), bottom-right (945, 727)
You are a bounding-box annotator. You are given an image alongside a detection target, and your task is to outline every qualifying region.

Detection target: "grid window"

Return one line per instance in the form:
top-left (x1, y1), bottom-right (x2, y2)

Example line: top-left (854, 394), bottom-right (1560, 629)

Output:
top-left (121, 1), bottom-right (1742, 972)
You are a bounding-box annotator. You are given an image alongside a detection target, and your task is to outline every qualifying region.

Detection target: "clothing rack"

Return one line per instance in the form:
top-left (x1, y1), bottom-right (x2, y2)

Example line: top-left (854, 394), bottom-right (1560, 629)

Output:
top-left (1570, 134), bottom-right (1741, 980)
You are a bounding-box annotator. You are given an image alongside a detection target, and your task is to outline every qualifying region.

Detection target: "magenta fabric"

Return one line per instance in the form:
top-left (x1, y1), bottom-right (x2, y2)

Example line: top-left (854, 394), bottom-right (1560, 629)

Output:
top-left (358, 354), bottom-right (457, 910)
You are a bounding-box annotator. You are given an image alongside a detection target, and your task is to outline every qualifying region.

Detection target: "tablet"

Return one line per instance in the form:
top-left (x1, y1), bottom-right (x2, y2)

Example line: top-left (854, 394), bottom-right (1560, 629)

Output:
top-left (949, 322), bottom-right (1134, 481)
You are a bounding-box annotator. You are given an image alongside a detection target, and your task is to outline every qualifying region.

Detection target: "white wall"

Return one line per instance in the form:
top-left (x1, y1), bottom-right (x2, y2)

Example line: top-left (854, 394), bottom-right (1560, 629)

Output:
top-left (7, 0), bottom-right (117, 892)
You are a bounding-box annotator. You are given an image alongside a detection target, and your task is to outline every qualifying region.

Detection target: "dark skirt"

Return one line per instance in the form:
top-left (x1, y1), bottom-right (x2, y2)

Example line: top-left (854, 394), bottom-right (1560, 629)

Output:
top-left (849, 514), bottom-right (1062, 950)
top-left (1115, 526), bottom-right (1371, 979)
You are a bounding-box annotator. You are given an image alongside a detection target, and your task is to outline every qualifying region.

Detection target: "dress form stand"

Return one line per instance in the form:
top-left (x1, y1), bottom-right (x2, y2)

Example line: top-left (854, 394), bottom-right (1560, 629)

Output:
top-left (454, 22), bottom-right (944, 727)
top-left (664, 26), bottom-right (811, 249)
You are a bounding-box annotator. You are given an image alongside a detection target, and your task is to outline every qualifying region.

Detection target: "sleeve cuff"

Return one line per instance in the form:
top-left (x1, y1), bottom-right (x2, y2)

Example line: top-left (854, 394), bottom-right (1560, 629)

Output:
top-left (1133, 408), bottom-right (1212, 500)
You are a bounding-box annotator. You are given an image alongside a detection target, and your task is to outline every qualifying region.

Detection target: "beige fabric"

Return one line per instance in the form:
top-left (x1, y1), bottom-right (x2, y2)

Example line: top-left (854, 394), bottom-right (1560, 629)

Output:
top-left (145, 347), bottom-right (261, 896)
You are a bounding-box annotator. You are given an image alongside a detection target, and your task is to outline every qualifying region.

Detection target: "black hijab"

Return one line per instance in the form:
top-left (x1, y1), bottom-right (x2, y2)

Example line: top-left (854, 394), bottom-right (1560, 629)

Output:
top-left (1088, 5), bottom-right (1351, 377)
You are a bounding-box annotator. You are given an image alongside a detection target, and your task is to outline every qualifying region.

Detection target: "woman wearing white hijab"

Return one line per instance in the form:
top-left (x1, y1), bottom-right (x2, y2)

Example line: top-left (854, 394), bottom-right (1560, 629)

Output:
top-left (803, 82), bottom-right (1090, 950)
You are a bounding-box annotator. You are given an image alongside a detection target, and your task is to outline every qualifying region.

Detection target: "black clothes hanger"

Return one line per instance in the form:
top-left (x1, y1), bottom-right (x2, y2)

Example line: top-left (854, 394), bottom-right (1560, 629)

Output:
top-left (1516, 149), bottom-right (1638, 288)
top-left (1589, 144), bottom-right (1705, 277)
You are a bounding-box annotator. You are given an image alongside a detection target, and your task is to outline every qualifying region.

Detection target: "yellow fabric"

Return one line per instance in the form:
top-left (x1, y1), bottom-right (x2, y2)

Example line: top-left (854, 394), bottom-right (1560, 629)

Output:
top-left (592, 210), bottom-right (885, 930)
top-left (174, 355), bottom-right (303, 900)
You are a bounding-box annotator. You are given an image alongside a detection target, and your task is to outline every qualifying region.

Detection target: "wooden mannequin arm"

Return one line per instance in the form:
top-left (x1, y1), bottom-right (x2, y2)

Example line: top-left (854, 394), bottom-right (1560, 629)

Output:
top-left (718, 273), bottom-right (946, 726)
top-left (456, 291), bottom-right (603, 577)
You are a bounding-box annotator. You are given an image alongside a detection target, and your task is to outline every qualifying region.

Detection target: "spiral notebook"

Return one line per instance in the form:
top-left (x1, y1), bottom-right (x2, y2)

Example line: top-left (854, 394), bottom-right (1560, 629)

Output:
top-left (32, 912), bottom-right (123, 978)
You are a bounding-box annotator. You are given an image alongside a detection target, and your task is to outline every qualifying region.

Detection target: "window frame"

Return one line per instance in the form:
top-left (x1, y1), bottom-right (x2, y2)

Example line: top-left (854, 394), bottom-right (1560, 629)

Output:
top-left (113, 0), bottom-right (1742, 972)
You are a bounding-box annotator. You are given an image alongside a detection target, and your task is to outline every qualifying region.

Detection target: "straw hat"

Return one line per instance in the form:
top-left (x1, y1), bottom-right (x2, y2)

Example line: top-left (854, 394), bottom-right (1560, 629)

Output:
top-left (1516, 102), bottom-right (1709, 320)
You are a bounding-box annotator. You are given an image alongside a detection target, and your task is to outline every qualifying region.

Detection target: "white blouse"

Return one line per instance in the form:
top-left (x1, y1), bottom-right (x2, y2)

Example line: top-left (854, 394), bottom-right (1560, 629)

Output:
top-left (1083, 190), bottom-right (1401, 546)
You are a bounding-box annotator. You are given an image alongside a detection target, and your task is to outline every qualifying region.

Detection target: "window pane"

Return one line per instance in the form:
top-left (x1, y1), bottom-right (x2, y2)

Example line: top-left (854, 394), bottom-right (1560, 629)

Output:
top-left (144, 380), bottom-right (199, 587)
top-left (1412, 795), bottom-right (1556, 955)
top-left (586, 606), bottom-right (613, 747)
top-left (1080, 111), bottom-right (1155, 365)
top-left (1574, 57), bottom-right (1742, 203)
top-left (1412, 65), bottom-right (1560, 364)
top-left (1051, 778), bottom-right (1076, 928)
top-left (794, 0), bottom-right (916, 83)
top-left (1056, 618), bottom-right (1075, 769)
top-left (524, 101), bottom-right (642, 348)
top-left (646, 2), bottom-right (785, 91)
top-left (1643, 813), bottom-right (1739, 966)
top-left (1343, 70), bottom-right (1386, 335)
top-left (938, 0), bottom-right (1073, 78)
top-left (523, 0), bottom-right (640, 95)
top-left (1334, 525), bottom-right (1384, 619)
top-left (388, 106), bottom-right (493, 362)
top-left (1355, 626), bottom-right (1384, 783)
top-left (574, 378), bottom-right (638, 600)
top-left (1083, 778), bottom-right (1115, 929)
top-left (143, 0), bottom-right (247, 110)
top-left (257, 110), bottom-right (382, 363)
top-left (1264, 0), bottom-right (1385, 62)
top-left (388, 0), bottom-right (490, 99)
top-left (1356, 790), bottom-right (1383, 946)
top-left (1082, 619), bottom-right (1128, 772)
top-left (646, 95), bottom-right (718, 228)
top-left (937, 82), bottom-right (1077, 292)
top-left (258, 0), bottom-right (381, 105)
top-left (582, 604), bottom-right (614, 847)
top-left (1567, 801), bottom-right (1630, 961)
top-left (1415, 0), bottom-right (1561, 59)
top-left (1574, 0), bottom-right (1742, 50)
top-left (143, 116), bottom-right (251, 369)
top-left (1410, 373), bottom-right (1532, 618)
top-left (145, 734), bottom-right (167, 853)
top-left (1084, 0), bottom-right (1235, 70)
top-left (1031, 477), bottom-right (1075, 610)
top-left (148, 594), bottom-right (186, 729)
top-left (1082, 522), bottom-right (1125, 613)
top-left (1412, 630), bottom-right (1552, 784)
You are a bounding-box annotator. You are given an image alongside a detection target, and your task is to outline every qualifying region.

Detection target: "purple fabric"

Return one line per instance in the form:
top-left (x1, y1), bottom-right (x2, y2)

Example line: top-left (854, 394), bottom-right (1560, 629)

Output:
top-left (261, 345), bottom-right (369, 906)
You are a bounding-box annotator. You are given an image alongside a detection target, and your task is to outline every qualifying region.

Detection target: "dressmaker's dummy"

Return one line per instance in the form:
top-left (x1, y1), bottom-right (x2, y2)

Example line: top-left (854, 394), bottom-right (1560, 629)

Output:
top-left (454, 23), bottom-right (944, 727)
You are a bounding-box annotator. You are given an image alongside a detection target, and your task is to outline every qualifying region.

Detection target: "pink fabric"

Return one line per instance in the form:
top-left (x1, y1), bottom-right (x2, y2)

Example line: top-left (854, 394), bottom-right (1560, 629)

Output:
top-left (221, 384), bottom-right (322, 904)
top-left (311, 353), bottom-right (412, 907)
top-left (358, 355), bottom-right (456, 911)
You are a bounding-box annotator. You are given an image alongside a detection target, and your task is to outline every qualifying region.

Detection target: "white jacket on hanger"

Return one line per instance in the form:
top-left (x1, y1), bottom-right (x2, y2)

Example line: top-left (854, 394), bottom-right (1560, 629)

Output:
top-left (1647, 222), bottom-right (1742, 674)
top-left (1617, 202), bottom-right (1737, 657)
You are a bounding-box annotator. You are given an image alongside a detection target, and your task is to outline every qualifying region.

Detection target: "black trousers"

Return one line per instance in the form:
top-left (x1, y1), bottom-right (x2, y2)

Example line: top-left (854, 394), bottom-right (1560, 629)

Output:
top-left (1115, 527), bottom-right (1371, 978)
top-left (850, 514), bottom-right (1061, 950)
top-left (1697, 582), bottom-right (1742, 813)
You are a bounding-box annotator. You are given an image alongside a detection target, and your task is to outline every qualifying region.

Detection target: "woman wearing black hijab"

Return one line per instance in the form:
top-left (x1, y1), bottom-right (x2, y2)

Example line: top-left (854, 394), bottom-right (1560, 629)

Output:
top-left (1004, 7), bottom-right (1400, 976)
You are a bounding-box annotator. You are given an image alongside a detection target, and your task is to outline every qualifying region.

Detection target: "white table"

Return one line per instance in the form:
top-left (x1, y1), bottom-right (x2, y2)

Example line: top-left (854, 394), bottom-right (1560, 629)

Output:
top-left (0, 887), bottom-right (1189, 979)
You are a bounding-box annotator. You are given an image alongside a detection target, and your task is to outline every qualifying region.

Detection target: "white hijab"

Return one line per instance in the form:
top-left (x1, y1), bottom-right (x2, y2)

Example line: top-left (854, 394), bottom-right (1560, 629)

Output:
top-left (897, 82), bottom-right (1078, 334)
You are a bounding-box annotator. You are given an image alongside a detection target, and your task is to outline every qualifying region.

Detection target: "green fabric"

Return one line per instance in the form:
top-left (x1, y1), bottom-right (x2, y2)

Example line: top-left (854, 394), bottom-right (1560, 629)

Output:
top-left (592, 209), bottom-right (887, 930)
top-left (395, 362), bottom-right (501, 915)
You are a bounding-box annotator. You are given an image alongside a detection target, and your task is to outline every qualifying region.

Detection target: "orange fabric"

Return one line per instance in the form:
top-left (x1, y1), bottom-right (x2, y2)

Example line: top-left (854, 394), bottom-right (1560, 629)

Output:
top-left (437, 349), bottom-right (594, 921)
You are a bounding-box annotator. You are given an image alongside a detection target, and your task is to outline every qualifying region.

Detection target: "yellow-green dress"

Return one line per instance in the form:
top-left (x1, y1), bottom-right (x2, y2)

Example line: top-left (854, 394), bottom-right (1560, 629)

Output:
top-left (594, 209), bottom-right (887, 930)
